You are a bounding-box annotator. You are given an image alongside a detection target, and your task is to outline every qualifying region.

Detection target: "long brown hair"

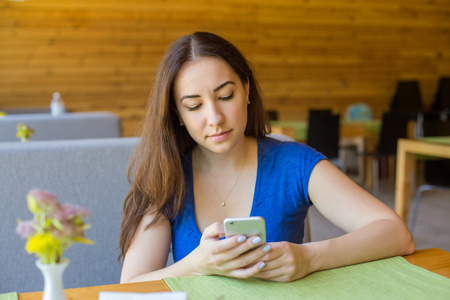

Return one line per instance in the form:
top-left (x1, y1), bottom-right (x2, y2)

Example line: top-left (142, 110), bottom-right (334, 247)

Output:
top-left (119, 32), bottom-right (271, 261)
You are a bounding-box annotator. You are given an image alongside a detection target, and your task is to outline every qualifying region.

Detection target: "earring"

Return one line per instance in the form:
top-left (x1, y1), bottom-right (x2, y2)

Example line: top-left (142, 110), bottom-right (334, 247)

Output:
top-left (247, 100), bottom-right (250, 105)
top-left (179, 120), bottom-right (184, 126)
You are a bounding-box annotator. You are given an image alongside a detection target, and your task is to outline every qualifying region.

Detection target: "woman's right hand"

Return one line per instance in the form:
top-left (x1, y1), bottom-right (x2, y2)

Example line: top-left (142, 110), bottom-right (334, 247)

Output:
top-left (185, 222), bottom-right (271, 279)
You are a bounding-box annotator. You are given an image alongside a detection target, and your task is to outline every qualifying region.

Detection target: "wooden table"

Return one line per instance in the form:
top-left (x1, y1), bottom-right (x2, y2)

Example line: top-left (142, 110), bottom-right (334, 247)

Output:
top-left (18, 248), bottom-right (450, 300)
top-left (270, 120), bottom-right (381, 142)
top-left (395, 138), bottom-right (450, 222)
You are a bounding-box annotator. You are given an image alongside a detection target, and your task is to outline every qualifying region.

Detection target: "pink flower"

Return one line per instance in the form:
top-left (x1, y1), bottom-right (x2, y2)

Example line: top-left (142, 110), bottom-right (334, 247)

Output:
top-left (28, 189), bottom-right (62, 214)
top-left (54, 221), bottom-right (85, 239)
top-left (16, 220), bottom-right (37, 238)
top-left (57, 204), bottom-right (90, 221)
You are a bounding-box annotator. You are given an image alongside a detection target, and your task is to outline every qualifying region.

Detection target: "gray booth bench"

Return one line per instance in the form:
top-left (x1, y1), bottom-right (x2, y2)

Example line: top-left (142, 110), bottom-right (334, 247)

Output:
top-left (0, 112), bottom-right (121, 142)
top-left (1, 107), bottom-right (50, 115)
top-left (0, 137), bottom-right (138, 293)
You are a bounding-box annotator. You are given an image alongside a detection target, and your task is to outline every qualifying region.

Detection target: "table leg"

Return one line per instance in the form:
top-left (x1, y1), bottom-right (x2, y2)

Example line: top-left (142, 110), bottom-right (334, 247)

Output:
top-left (365, 157), bottom-right (373, 189)
top-left (395, 145), bottom-right (415, 222)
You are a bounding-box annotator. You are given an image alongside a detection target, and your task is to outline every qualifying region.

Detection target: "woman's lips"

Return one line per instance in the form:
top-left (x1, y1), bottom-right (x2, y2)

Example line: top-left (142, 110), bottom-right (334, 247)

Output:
top-left (208, 130), bottom-right (232, 142)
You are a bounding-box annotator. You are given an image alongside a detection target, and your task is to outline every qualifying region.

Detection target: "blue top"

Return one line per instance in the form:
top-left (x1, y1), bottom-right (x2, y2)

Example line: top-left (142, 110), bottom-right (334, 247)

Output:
top-left (171, 137), bottom-right (326, 262)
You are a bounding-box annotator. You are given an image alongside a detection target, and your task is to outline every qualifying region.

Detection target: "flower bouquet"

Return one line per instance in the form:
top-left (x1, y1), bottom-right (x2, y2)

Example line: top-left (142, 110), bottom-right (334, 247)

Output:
top-left (16, 122), bottom-right (35, 142)
top-left (16, 189), bottom-right (94, 264)
top-left (16, 189), bottom-right (94, 300)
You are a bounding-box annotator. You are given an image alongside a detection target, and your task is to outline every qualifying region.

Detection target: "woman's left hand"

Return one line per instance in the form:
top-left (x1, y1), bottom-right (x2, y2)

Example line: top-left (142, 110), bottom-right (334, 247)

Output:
top-left (252, 241), bottom-right (312, 282)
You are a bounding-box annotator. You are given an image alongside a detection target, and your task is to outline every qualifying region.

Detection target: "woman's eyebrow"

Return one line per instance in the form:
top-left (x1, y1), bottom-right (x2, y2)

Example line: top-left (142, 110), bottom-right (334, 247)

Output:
top-left (180, 94), bottom-right (200, 102)
top-left (179, 81), bottom-right (235, 102)
top-left (214, 81), bottom-right (235, 92)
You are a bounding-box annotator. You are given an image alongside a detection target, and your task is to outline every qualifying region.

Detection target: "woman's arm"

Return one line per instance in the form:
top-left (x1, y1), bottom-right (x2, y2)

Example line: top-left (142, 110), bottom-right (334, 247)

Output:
top-left (120, 214), bottom-right (173, 283)
top-left (307, 160), bottom-right (415, 268)
top-left (120, 214), bottom-right (271, 283)
top-left (254, 160), bottom-right (415, 282)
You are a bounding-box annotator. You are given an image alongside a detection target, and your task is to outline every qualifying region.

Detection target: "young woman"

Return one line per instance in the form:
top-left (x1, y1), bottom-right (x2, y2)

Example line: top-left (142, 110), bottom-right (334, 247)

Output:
top-left (119, 32), bottom-right (414, 283)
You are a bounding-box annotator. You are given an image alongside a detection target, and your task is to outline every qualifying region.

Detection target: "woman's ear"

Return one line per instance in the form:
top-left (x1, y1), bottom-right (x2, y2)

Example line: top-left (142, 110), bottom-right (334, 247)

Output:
top-left (244, 77), bottom-right (250, 99)
top-left (173, 107), bottom-right (184, 126)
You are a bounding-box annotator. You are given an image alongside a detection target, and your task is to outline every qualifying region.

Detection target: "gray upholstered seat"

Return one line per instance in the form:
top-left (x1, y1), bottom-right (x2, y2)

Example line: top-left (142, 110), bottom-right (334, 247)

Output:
top-left (0, 137), bottom-right (138, 293)
top-left (0, 112), bottom-right (121, 142)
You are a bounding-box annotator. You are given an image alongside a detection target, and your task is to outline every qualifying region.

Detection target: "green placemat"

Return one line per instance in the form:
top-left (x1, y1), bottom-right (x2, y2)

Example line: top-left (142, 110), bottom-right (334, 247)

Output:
top-left (271, 120), bottom-right (382, 141)
top-left (0, 293), bottom-right (18, 300)
top-left (416, 136), bottom-right (450, 160)
top-left (271, 121), bottom-right (307, 141)
top-left (341, 119), bottom-right (382, 134)
top-left (421, 136), bottom-right (450, 145)
top-left (164, 257), bottom-right (450, 300)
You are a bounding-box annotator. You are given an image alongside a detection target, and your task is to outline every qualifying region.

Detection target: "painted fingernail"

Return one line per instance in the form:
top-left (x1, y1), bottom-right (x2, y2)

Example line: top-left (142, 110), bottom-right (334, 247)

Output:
top-left (237, 236), bottom-right (247, 243)
top-left (259, 262), bottom-right (266, 269)
top-left (263, 245), bottom-right (271, 252)
top-left (252, 236), bottom-right (261, 244)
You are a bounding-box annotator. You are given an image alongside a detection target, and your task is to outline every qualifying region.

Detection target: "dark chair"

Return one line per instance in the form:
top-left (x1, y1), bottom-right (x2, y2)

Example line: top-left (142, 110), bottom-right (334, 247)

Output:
top-left (409, 114), bottom-right (450, 233)
top-left (432, 77), bottom-right (450, 112)
top-left (308, 109), bottom-right (332, 118)
top-left (306, 111), bottom-right (341, 167)
top-left (390, 80), bottom-right (423, 120)
top-left (362, 112), bottom-right (409, 196)
top-left (267, 110), bottom-right (279, 121)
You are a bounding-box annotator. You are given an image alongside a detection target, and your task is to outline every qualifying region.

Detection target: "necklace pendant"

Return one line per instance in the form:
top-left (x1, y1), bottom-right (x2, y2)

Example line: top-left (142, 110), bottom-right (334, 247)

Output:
top-left (221, 202), bottom-right (225, 206)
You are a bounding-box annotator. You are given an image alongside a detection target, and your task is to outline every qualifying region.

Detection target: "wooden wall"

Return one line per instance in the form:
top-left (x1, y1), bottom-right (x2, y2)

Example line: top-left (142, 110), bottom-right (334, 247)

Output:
top-left (1, 0), bottom-right (449, 137)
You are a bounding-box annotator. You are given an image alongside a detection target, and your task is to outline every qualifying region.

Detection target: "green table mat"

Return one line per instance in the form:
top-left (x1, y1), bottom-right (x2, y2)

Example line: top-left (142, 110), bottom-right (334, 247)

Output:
top-left (0, 293), bottom-right (17, 300)
top-left (271, 121), bottom-right (308, 141)
top-left (421, 136), bottom-right (450, 145)
top-left (271, 120), bottom-right (381, 141)
top-left (164, 256), bottom-right (450, 300)
top-left (416, 136), bottom-right (450, 160)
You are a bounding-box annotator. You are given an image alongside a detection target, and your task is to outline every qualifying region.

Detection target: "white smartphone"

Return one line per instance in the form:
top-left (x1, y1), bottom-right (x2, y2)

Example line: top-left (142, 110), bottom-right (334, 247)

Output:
top-left (223, 216), bottom-right (266, 244)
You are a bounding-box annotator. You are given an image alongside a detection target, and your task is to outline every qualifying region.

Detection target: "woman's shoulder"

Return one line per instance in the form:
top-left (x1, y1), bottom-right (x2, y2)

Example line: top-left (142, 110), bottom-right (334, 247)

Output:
top-left (259, 135), bottom-right (317, 152)
top-left (258, 136), bottom-right (326, 163)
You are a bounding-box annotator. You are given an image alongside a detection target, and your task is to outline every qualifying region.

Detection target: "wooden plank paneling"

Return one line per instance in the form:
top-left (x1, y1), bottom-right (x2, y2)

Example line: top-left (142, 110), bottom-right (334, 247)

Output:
top-left (1, 0), bottom-right (449, 136)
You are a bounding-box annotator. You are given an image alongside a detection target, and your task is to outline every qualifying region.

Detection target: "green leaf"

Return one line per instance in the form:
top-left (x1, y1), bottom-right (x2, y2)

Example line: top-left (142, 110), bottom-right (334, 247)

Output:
top-left (27, 195), bottom-right (39, 214)
top-left (51, 218), bottom-right (64, 231)
top-left (72, 236), bottom-right (95, 245)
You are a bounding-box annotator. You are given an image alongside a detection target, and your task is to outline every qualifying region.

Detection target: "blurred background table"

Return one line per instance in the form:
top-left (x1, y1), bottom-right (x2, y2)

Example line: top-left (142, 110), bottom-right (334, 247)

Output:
top-left (395, 138), bottom-right (450, 222)
top-left (271, 119), bottom-right (381, 142)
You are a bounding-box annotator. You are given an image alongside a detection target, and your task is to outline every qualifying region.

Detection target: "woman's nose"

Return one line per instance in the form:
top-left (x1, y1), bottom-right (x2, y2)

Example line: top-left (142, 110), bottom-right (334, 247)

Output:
top-left (206, 101), bottom-right (225, 126)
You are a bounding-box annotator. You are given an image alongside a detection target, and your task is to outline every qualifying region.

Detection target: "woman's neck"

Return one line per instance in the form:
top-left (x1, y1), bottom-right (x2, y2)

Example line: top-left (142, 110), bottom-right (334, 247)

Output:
top-left (193, 136), bottom-right (254, 173)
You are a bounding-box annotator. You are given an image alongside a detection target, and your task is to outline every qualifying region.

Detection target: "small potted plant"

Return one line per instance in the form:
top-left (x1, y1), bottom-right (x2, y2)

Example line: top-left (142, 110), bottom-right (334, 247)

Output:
top-left (16, 189), bottom-right (94, 300)
top-left (16, 123), bottom-right (35, 142)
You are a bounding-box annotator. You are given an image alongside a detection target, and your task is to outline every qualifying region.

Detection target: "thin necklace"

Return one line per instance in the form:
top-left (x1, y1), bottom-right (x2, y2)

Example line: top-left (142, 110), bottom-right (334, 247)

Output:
top-left (196, 141), bottom-right (250, 207)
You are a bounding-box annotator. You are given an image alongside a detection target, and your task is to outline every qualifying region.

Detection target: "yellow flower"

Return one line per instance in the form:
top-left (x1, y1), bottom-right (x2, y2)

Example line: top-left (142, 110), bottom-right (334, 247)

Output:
top-left (26, 233), bottom-right (63, 264)
top-left (16, 123), bottom-right (35, 142)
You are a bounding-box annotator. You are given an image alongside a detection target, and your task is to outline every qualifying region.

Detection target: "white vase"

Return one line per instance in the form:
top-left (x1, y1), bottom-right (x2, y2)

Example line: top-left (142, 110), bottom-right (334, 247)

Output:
top-left (35, 259), bottom-right (69, 300)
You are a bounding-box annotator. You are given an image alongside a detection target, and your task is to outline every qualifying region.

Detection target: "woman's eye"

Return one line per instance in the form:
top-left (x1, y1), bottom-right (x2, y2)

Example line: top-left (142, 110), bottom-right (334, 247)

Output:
top-left (187, 104), bottom-right (201, 111)
top-left (219, 92), bottom-right (234, 100)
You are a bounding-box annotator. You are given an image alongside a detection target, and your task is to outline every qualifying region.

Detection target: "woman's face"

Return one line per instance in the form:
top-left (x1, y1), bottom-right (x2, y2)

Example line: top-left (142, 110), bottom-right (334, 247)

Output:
top-left (174, 57), bottom-right (249, 154)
